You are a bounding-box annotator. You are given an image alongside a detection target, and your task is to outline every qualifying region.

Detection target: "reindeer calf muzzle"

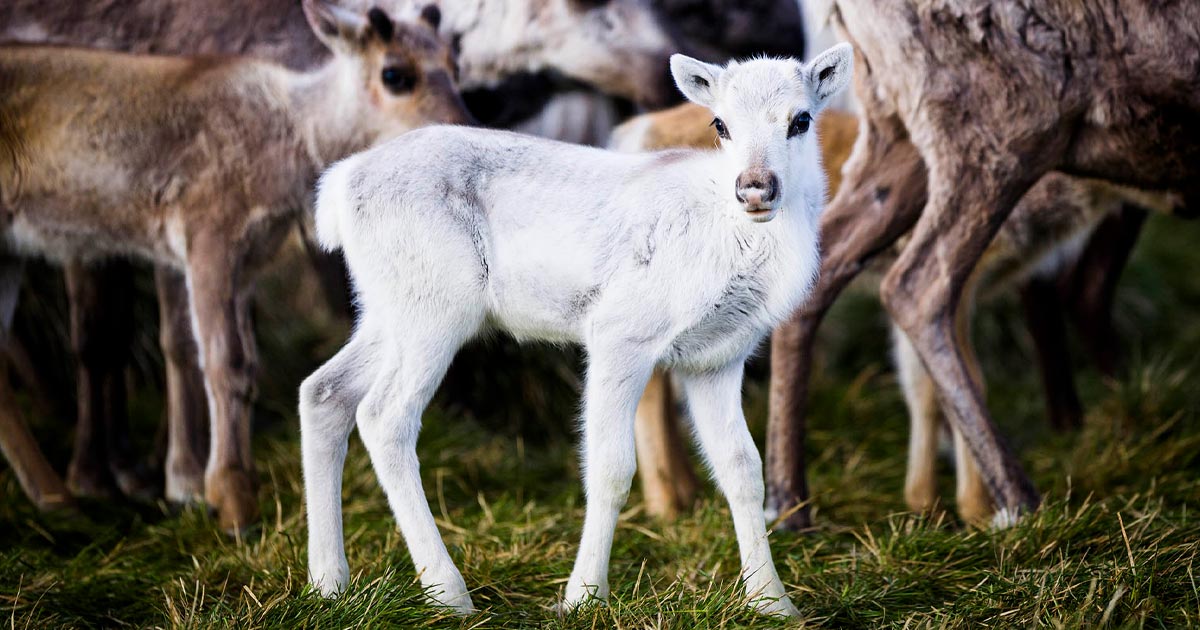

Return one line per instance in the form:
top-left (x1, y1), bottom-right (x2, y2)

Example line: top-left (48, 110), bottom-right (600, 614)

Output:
top-left (735, 169), bottom-right (780, 219)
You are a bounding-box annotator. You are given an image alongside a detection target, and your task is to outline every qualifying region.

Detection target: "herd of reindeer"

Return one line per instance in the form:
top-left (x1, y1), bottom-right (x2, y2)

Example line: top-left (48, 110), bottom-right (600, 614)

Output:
top-left (1, 0), bottom-right (1197, 618)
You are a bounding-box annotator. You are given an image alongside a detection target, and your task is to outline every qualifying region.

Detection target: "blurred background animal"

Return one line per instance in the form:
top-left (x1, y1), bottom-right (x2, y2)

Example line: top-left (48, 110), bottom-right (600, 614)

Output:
top-left (770, 0), bottom-right (1199, 524)
top-left (610, 101), bottom-right (1175, 525)
top-left (0, 0), bottom-right (688, 526)
top-left (0, 0), bottom-right (469, 531)
top-left (0, 0), bottom-right (807, 527)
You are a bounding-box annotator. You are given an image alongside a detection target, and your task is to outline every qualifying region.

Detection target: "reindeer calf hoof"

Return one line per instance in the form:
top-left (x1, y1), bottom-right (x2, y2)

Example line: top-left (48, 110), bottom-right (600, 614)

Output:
top-left (33, 491), bottom-right (77, 514)
top-left (989, 507), bottom-right (1022, 530)
top-left (113, 464), bottom-right (160, 502)
top-left (66, 466), bottom-right (122, 501)
top-left (205, 467), bottom-right (260, 534)
top-left (427, 587), bottom-right (475, 615)
top-left (751, 594), bottom-right (801, 618)
top-left (309, 564), bottom-right (349, 599)
top-left (904, 485), bottom-right (941, 517)
top-left (165, 460), bottom-right (206, 506)
top-left (957, 495), bottom-right (996, 528)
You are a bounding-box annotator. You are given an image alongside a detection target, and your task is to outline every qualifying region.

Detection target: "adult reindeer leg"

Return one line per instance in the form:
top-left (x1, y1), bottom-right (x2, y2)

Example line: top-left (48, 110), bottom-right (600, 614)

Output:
top-left (0, 256), bottom-right (72, 511)
top-left (1061, 204), bottom-right (1147, 377)
top-left (1019, 275), bottom-right (1084, 431)
top-left (880, 144), bottom-right (1047, 519)
top-left (766, 123), bottom-right (926, 529)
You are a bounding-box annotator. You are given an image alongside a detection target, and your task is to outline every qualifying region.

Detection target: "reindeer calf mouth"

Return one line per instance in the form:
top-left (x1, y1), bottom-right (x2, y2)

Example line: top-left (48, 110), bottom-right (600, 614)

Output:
top-left (744, 207), bottom-right (778, 222)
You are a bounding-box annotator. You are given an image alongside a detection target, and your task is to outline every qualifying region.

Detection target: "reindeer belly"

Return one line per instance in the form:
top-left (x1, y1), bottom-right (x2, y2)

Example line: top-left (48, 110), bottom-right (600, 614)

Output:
top-left (481, 197), bottom-right (610, 344)
top-left (485, 248), bottom-right (597, 344)
top-left (5, 200), bottom-right (179, 265)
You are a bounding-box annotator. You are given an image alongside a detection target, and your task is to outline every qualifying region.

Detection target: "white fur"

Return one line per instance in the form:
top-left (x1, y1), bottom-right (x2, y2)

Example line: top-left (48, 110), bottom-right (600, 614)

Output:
top-left (301, 48), bottom-right (853, 617)
top-left (313, 153), bottom-right (363, 251)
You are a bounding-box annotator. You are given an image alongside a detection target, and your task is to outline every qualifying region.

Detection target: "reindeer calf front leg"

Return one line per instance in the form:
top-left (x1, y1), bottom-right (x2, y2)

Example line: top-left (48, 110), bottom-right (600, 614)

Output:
top-left (680, 362), bottom-right (797, 617)
top-left (0, 257), bottom-right (72, 511)
top-left (156, 265), bottom-right (209, 505)
top-left (185, 232), bottom-right (259, 533)
top-left (563, 343), bottom-right (653, 611)
top-left (64, 259), bottom-right (158, 500)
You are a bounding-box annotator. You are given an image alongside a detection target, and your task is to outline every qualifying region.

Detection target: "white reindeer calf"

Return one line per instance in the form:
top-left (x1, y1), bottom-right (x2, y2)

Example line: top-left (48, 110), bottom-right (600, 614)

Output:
top-left (300, 44), bottom-right (854, 616)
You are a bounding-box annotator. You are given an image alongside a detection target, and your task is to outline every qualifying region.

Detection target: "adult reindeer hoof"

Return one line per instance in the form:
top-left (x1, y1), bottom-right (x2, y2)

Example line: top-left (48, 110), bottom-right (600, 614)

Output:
top-left (556, 584), bottom-right (607, 617)
top-left (419, 566), bottom-right (474, 614)
top-left (309, 564), bottom-right (349, 599)
top-left (206, 467), bottom-right (259, 534)
top-left (554, 596), bottom-right (600, 618)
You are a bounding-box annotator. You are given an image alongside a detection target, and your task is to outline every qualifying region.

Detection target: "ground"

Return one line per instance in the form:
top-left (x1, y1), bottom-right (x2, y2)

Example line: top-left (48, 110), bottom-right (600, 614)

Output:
top-left (1, 217), bottom-right (1198, 628)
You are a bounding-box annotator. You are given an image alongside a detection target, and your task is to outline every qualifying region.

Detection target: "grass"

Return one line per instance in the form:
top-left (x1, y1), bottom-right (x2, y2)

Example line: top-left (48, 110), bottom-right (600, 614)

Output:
top-left (1, 215), bottom-right (1199, 628)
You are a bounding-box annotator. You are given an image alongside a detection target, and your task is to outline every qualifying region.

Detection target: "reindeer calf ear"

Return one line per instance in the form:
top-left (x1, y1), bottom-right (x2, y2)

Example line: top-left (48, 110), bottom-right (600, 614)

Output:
top-left (420, 4), bottom-right (442, 31)
top-left (805, 43), bottom-right (853, 111)
top-left (367, 8), bottom-right (394, 41)
top-left (670, 54), bottom-right (723, 109)
top-left (303, 0), bottom-right (369, 51)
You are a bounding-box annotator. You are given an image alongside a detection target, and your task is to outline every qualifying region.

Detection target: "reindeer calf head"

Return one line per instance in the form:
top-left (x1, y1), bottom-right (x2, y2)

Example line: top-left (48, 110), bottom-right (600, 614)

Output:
top-left (541, 0), bottom-right (680, 108)
top-left (670, 44), bottom-right (853, 223)
top-left (302, 0), bottom-right (473, 137)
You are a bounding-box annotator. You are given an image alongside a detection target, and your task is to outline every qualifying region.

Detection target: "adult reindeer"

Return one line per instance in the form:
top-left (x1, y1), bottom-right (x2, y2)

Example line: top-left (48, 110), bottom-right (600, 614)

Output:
top-left (768, 0), bottom-right (1199, 527)
top-left (0, 0), bottom-right (471, 530)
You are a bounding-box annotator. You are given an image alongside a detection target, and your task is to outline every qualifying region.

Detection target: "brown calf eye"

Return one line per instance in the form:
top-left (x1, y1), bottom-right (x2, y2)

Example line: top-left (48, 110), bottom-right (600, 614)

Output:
top-left (788, 111), bottom-right (811, 138)
top-left (710, 117), bottom-right (730, 140)
top-left (381, 67), bottom-right (416, 94)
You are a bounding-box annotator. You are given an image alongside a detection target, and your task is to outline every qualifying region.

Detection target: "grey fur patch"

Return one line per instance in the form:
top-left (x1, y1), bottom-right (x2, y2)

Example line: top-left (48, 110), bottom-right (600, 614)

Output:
top-left (437, 174), bottom-right (491, 282)
top-left (566, 284), bottom-right (601, 318)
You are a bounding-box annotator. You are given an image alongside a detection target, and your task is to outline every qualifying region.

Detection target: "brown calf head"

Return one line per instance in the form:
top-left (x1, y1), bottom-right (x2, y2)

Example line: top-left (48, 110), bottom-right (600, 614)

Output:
top-left (303, 0), bottom-right (473, 131)
top-left (546, 0), bottom-right (681, 108)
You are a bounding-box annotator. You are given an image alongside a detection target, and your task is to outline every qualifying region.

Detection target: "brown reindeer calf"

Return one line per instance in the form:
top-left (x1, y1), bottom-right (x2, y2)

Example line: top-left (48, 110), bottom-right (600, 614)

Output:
top-left (0, 0), bottom-right (470, 531)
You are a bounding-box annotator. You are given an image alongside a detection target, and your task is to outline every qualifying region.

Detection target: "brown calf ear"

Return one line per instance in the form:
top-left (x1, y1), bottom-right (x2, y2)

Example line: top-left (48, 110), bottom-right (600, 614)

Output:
top-left (302, 0), bottom-right (369, 51)
top-left (568, 0), bottom-right (610, 10)
top-left (367, 7), bottom-right (395, 41)
top-left (420, 4), bottom-right (442, 31)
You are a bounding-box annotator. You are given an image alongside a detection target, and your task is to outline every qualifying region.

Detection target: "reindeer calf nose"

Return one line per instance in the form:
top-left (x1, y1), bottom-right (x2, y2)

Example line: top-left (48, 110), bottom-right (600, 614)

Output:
top-left (735, 169), bottom-right (780, 207)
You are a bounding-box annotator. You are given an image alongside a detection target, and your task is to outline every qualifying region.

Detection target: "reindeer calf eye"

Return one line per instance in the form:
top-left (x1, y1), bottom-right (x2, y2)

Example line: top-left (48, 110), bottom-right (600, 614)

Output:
top-left (381, 67), bottom-right (416, 94)
top-left (788, 111), bottom-right (811, 138)
top-left (711, 117), bottom-right (730, 140)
